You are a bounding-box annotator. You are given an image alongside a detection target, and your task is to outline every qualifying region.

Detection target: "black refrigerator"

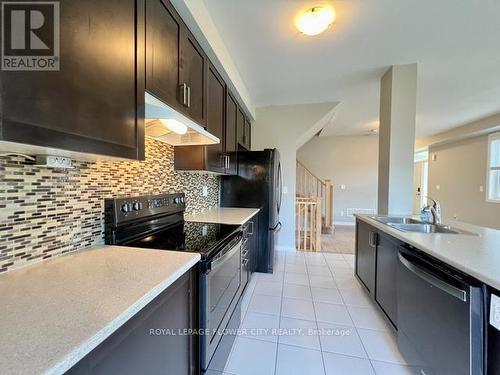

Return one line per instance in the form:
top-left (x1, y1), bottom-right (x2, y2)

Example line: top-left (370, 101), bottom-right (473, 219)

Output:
top-left (220, 149), bottom-right (282, 273)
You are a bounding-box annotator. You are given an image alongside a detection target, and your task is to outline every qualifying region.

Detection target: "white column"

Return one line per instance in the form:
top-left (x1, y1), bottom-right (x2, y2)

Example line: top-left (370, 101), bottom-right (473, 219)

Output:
top-left (378, 64), bottom-right (417, 216)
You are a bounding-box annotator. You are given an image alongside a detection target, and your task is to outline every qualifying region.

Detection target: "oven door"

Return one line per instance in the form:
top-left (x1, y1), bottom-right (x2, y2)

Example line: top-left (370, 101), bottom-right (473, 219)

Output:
top-left (200, 232), bottom-right (243, 370)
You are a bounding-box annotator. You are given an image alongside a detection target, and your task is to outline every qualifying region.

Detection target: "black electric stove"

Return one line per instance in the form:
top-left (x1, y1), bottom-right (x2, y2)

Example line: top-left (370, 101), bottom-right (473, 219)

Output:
top-left (123, 221), bottom-right (240, 259)
top-left (104, 193), bottom-right (245, 373)
top-left (104, 192), bottom-right (240, 260)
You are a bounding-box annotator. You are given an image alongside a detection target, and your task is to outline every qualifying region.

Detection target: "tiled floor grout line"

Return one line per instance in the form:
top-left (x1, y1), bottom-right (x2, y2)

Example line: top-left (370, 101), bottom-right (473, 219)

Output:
top-left (324, 253), bottom-right (379, 374)
top-left (305, 253), bottom-right (328, 375)
top-left (225, 252), bottom-right (410, 375)
top-left (327, 255), bottom-right (392, 374)
top-left (272, 254), bottom-right (286, 375)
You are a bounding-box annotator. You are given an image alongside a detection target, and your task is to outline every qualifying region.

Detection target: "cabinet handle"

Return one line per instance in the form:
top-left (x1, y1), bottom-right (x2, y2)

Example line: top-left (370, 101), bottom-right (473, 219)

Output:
top-left (180, 83), bottom-right (188, 106)
top-left (186, 85), bottom-right (191, 108)
top-left (368, 231), bottom-right (378, 248)
top-left (248, 221), bottom-right (254, 235)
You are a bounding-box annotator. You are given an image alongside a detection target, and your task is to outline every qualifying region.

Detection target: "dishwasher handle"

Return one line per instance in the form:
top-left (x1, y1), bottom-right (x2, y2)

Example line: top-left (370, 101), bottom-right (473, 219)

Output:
top-left (398, 252), bottom-right (468, 302)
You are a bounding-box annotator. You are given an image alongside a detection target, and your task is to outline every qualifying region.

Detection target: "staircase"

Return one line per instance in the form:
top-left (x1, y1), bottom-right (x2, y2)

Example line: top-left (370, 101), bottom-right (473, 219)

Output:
top-left (295, 160), bottom-right (334, 252)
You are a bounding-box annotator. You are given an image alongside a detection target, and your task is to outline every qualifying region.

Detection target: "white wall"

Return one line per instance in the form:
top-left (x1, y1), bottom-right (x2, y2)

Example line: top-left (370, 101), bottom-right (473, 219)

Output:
top-left (428, 134), bottom-right (500, 229)
top-left (253, 103), bottom-right (338, 251)
top-left (297, 135), bottom-right (379, 224)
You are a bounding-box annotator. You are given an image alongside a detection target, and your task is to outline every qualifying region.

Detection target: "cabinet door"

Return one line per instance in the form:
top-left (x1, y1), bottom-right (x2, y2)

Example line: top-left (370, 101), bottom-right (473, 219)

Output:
top-left (355, 220), bottom-right (377, 295)
top-left (146, 0), bottom-right (181, 113)
top-left (205, 65), bottom-right (225, 173)
top-left (236, 108), bottom-right (245, 148)
top-left (1, 0), bottom-right (144, 160)
top-left (244, 117), bottom-right (252, 150)
top-left (180, 28), bottom-right (207, 126)
top-left (67, 268), bottom-right (199, 375)
top-left (224, 91), bottom-right (238, 175)
top-left (375, 233), bottom-right (398, 327)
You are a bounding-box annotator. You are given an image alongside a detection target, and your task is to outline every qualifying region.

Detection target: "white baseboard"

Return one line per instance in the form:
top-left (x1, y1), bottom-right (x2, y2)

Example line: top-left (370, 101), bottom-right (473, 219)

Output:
top-left (333, 221), bottom-right (356, 227)
top-left (275, 245), bottom-right (297, 252)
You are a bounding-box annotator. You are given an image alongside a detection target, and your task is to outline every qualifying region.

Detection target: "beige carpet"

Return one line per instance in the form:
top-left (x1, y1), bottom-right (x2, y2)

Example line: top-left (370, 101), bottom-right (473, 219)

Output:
top-left (321, 225), bottom-right (356, 254)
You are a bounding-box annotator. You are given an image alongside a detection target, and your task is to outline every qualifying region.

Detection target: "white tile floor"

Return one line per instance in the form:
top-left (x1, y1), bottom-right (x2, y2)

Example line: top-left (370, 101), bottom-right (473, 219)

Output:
top-left (213, 251), bottom-right (420, 375)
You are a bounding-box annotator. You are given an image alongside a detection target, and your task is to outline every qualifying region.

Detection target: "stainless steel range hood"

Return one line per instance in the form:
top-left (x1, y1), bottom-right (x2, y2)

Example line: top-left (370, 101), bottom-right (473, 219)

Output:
top-left (145, 92), bottom-right (219, 146)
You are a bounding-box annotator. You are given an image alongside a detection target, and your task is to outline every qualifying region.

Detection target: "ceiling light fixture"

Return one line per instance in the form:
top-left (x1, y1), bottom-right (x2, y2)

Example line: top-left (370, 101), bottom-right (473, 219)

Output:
top-left (295, 6), bottom-right (336, 36)
top-left (159, 119), bottom-right (188, 135)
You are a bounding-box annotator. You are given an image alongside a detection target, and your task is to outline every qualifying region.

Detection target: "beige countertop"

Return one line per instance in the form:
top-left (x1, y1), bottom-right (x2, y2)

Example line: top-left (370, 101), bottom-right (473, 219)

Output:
top-left (0, 245), bottom-right (200, 375)
top-left (356, 215), bottom-right (500, 290)
top-left (185, 207), bottom-right (260, 225)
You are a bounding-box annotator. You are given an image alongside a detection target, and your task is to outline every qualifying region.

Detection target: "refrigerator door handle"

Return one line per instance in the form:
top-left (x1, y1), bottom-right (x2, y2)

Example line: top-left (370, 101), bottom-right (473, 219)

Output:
top-left (277, 162), bottom-right (283, 214)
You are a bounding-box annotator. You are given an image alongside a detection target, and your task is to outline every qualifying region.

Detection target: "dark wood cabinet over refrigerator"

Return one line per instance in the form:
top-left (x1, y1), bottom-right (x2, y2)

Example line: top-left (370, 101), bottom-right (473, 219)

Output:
top-left (0, 0), bottom-right (145, 160)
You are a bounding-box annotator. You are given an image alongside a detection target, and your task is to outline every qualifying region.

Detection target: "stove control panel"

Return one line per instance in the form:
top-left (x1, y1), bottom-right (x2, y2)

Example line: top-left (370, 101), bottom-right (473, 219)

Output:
top-left (105, 193), bottom-right (186, 226)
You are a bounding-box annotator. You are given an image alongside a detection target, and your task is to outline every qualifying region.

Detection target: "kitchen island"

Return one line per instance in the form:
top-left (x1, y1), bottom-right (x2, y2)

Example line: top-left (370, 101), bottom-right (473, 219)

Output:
top-left (355, 215), bottom-right (500, 290)
top-left (355, 215), bottom-right (500, 375)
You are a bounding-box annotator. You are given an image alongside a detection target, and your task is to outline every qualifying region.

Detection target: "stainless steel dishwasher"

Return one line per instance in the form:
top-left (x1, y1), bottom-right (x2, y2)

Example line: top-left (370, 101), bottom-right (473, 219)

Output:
top-left (397, 246), bottom-right (484, 375)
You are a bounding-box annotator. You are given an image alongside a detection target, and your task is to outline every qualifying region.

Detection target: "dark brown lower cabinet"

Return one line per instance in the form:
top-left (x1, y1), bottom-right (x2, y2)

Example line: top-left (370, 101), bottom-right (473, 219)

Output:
top-left (67, 267), bottom-right (199, 375)
top-left (355, 220), bottom-right (377, 296)
top-left (375, 233), bottom-right (399, 327)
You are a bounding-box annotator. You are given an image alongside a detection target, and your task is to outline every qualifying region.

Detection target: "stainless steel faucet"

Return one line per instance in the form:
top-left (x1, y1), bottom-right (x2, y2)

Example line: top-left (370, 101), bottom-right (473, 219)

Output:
top-left (421, 197), bottom-right (442, 225)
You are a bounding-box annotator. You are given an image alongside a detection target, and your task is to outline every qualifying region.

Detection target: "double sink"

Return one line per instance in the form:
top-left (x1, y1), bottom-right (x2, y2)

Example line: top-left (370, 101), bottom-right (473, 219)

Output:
top-left (371, 216), bottom-right (475, 235)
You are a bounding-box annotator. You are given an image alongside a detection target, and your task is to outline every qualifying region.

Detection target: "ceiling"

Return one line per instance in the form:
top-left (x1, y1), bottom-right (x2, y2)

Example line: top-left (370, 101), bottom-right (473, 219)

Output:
top-left (202, 0), bottom-right (500, 137)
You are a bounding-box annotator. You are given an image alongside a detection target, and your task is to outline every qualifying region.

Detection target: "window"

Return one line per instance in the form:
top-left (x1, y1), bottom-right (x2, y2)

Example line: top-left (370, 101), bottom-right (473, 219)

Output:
top-left (487, 132), bottom-right (500, 202)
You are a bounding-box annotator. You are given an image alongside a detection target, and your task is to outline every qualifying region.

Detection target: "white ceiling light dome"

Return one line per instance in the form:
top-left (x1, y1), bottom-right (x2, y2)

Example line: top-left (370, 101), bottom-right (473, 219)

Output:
top-left (295, 6), bottom-right (336, 36)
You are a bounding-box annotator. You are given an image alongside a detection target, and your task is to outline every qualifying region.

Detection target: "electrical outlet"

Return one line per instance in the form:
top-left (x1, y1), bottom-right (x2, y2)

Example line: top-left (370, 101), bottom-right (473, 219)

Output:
top-left (479, 185), bottom-right (484, 193)
top-left (490, 294), bottom-right (500, 331)
top-left (202, 186), bottom-right (208, 197)
top-left (202, 225), bottom-right (208, 237)
top-left (35, 155), bottom-right (73, 169)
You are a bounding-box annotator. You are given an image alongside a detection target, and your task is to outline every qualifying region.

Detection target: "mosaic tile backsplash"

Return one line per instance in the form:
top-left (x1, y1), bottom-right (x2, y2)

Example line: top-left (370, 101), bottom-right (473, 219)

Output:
top-left (0, 139), bottom-right (220, 273)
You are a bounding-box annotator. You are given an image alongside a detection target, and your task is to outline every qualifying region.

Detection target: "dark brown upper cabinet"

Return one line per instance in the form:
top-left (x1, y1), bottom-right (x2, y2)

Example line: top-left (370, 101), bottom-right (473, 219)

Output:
top-left (146, 0), bottom-right (183, 114)
top-left (180, 29), bottom-right (207, 126)
top-left (244, 116), bottom-right (252, 150)
top-left (225, 90), bottom-right (238, 175)
top-left (236, 106), bottom-right (251, 151)
top-left (205, 64), bottom-right (226, 173)
top-left (0, 0), bottom-right (145, 160)
top-left (146, 0), bottom-right (207, 127)
top-left (236, 108), bottom-right (245, 149)
top-left (174, 64), bottom-right (233, 174)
